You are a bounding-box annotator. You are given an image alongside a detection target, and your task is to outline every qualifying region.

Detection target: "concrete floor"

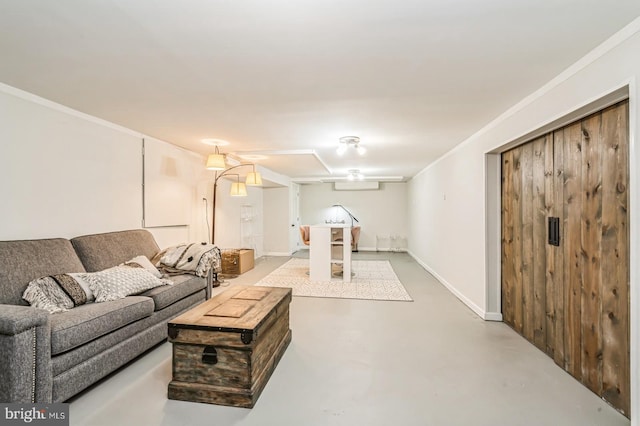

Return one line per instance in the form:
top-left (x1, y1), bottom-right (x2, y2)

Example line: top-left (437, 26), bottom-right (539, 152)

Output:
top-left (68, 252), bottom-right (629, 426)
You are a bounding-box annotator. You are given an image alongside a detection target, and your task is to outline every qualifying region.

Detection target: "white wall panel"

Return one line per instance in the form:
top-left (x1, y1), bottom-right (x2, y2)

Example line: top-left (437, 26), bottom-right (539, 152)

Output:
top-left (0, 86), bottom-right (211, 250)
top-left (0, 89), bottom-right (142, 240)
top-left (263, 187), bottom-right (291, 255)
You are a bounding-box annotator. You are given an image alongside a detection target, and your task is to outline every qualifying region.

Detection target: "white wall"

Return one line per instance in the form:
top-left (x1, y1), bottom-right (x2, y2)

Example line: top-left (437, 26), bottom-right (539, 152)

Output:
top-left (408, 19), bottom-right (640, 423)
top-left (263, 187), bottom-right (291, 255)
top-left (0, 83), bottom-right (213, 250)
top-left (300, 182), bottom-right (407, 250)
top-left (0, 87), bottom-right (140, 239)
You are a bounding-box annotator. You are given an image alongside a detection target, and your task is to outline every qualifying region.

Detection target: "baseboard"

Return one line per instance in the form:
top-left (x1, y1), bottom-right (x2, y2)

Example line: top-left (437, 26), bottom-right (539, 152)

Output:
top-left (290, 246), bottom-right (407, 253)
top-left (484, 312), bottom-right (503, 321)
top-left (263, 251), bottom-right (293, 256)
top-left (359, 247), bottom-right (407, 252)
top-left (407, 250), bottom-right (501, 322)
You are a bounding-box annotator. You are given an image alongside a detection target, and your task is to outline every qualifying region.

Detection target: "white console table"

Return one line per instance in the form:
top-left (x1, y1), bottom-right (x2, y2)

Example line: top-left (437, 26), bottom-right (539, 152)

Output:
top-left (309, 224), bottom-right (352, 282)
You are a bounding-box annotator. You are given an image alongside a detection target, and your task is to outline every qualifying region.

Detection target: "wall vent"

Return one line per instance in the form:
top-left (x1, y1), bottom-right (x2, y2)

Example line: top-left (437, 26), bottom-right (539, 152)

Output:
top-left (334, 181), bottom-right (380, 191)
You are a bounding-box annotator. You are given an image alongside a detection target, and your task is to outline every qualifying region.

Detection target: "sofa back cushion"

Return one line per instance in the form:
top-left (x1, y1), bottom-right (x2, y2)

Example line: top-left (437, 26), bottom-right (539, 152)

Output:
top-left (71, 229), bottom-right (160, 272)
top-left (0, 239), bottom-right (86, 305)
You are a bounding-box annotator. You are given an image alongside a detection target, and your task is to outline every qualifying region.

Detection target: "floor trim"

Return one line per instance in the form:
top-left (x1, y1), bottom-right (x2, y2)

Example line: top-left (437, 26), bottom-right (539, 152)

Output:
top-left (407, 250), bottom-right (502, 322)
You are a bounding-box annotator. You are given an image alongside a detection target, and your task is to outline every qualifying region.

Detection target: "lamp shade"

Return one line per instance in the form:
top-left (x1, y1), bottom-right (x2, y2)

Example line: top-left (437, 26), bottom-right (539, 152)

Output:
top-left (245, 171), bottom-right (263, 186)
top-left (230, 182), bottom-right (248, 197)
top-left (206, 153), bottom-right (226, 170)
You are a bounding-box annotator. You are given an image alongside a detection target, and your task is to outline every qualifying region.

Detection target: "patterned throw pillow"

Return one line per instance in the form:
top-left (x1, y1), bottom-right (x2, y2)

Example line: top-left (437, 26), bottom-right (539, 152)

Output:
top-left (23, 274), bottom-right (91, 314)
top-left (84, 265), bottom-right (172, 303)
top-left (68, 272), bottom-right (95, 302)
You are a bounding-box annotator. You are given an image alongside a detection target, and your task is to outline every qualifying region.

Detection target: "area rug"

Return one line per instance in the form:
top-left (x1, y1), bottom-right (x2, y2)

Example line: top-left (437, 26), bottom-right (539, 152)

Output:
top-left (255, 258), bottom-right (413, 301)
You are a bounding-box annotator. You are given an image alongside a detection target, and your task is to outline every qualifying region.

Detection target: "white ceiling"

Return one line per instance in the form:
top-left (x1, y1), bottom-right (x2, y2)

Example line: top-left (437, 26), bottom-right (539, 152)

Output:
top-left (1, 1), bottom-right (639, 181)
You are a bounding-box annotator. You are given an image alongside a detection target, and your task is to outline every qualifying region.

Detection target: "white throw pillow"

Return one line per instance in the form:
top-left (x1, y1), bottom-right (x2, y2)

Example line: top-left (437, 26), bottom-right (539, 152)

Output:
top-left (84, 266), bottom-right (172, 303)
top-left (123, 255), bottom-right (163, 278)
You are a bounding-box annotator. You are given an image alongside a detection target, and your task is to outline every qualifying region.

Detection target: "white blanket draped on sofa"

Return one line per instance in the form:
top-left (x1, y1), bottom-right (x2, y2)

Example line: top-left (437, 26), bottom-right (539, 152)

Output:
top-left (154, 243), bottom-right (221, 278)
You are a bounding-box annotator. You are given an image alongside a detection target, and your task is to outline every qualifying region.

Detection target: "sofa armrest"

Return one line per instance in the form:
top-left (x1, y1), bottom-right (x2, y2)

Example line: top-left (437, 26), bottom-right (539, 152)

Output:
top-left (0, 305), bottom-right (49, 335)
top-left (0, 304), bottom-right (52, 403)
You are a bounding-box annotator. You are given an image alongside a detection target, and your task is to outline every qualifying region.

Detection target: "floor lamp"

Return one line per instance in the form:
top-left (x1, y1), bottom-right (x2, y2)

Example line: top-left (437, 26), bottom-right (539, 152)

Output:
top-left (206, 152), bottom-right (262, 289)
top-left (206, 151), bottom-right (263, 246)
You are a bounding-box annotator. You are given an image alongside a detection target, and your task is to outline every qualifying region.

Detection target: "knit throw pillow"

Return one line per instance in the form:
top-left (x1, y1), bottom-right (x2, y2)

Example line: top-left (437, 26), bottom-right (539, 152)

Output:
top-left (83, 265), bottom-right (173, 303)
top-left (22, 273), bottom-right (93, 314)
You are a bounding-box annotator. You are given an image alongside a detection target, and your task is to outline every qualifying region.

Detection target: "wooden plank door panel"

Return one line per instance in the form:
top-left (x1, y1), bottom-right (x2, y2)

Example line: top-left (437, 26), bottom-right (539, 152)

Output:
top-left (550, 131), bottom-right (564, 364)
top-left (501, 150), bottom-right (515, 328)
top-left (532, 136), bottom-right (548, 350)
top-left (599, 102), bottom-right (630, 415)
top-left (580, 113), bottom-right (604, 396)
top-left (502, 143), bottom-right (535, 336)
top-left (580, 114), bottom-right (602, 395)
top-left (562, 121), bottom-right (583, 380)
top-left (521, 142), bottom-right (535, 342)
top-left (512, 146), bottom-right (524, 333)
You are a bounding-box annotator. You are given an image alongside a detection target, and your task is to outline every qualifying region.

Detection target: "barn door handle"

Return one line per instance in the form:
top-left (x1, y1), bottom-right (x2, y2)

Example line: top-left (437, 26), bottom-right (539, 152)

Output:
top-left (548, 217), bottom-right (560, 246)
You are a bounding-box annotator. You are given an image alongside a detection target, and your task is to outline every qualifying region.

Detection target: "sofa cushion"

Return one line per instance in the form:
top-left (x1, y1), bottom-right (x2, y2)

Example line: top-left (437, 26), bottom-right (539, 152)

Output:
top-left (0, 239), bottom-right (86, 305)
top-left (70, 230), bottom-right (160, 272)
top-left (49, 296), bottom-right (154, 355)
top-left (140, 274), bottom-right (206, 311)
top-left (51, 291), bottom-right (204, 376)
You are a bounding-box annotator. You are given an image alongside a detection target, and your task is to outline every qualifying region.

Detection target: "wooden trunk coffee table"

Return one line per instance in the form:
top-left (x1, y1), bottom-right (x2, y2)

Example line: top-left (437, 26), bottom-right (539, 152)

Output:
top-left (167, 285), bottom-right (292, 408)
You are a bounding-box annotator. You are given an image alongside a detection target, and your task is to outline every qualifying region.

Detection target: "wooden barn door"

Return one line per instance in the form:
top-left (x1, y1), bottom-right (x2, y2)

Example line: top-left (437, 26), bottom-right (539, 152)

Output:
top-left (501, 101), bottom-right (629, 416)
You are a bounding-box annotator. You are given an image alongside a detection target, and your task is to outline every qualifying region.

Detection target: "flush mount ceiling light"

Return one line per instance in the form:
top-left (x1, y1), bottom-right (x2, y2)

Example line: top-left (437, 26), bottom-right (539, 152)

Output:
top-left (238, 154), bottom-right (269, 161)
top-left (337, 136), bottom-right (366, 156)
top-left (347, 169), bottom-right (364, 181)
top-left (201, 138), bottom-right (230, 146)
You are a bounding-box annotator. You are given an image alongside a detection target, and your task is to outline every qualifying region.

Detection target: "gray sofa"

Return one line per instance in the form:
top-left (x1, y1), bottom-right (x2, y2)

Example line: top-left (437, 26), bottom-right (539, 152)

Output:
top-left (0, 229), bottom-right (208, 403)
